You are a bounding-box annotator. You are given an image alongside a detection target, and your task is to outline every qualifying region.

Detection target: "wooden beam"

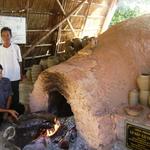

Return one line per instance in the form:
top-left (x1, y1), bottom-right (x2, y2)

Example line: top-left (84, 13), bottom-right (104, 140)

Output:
top-left (80, 0), bottom-right (93, 37)
top-left (74, 2), bottom-right (84, 15)
top-left (24, 54), bottom-right (51, 60)
top-left (55, 0), bottom-right (66, 55)
top-left (71, 0), bottom-right (108, 7)
top-left (25, 43), bottom-right (52, 48)
top-left (56, 0), bottom-right (77, 37)
top-left (63, 2), bottom-right (84, 30)
top-left (25, 0), bottom-right (30, 23)
top-left (23, 0), bottom-right (86, 58)
top-left (0, 10), bottom-right (57, 16)
top-left (27, 29), bottom-right (50, 32)
top-left (101, 0), bottom-right (118, 33)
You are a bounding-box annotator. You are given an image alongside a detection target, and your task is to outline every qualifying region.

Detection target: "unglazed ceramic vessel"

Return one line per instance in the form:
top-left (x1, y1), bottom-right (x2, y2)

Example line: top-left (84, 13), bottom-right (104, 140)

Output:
top-left (139, 90), bottom-right (150, 106)
top-left (128, 89), bottom-right (139, 106)
top-left (137, 74), bottom-right (150, 91)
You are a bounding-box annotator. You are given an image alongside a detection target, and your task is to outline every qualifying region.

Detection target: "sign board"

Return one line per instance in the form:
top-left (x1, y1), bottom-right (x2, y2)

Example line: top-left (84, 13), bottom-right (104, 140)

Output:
top-left (126, 121), bottom-right (150, 150)
top-left (0, 16), bottom-right (26, 44)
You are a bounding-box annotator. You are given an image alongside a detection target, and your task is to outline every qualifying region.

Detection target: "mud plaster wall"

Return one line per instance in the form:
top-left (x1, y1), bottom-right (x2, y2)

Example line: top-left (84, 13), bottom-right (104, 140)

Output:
top-left (30, 15), bottom-right (150, 149)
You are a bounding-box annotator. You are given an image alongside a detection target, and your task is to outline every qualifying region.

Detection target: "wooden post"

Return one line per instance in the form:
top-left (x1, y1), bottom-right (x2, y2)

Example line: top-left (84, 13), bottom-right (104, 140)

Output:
top-left (25, 0), bottom-right (30, 24)
top-left (23, 0), bottom-right (86, 58)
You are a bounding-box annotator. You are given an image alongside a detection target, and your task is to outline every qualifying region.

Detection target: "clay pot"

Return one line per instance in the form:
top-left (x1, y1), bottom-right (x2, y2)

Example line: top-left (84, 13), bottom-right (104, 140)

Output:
top-left (90, 37), bottom-right (97, 49)
top-left (137, 74), bottom-right (150, 91)
top-left (72, 38), bottom-right (82, 51)
top-left (19, 80), bottom-right (33, 105)
top-left (124, 105), bottom-right (143, 117)
top-left (148, 96), bottom-right (150, 107)
top-left (139, 90), bottom-right (150, 106)
top-left (40, 59), bottom-right (48, 70)
top-left (82, 36), bottom-right (89, 48)
top-left (65, 40), bottom-right (73, 47)
top-left (26, 69), bottom-right (32, 81)
top-left (128, 89), bottom-right (139, 106)
top-left (31, 65), bottom-right (42, 83)
top-left (47, 56), bottom-right (59, 68)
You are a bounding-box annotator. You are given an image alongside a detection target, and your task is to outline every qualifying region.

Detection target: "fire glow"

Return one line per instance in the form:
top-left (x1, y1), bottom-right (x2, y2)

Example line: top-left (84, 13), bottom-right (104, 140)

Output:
top-left (46, 118), bottom-right (61, 137)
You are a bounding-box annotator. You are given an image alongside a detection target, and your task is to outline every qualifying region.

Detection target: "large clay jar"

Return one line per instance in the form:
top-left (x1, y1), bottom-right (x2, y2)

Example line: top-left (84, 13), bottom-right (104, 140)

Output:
top-left (128, 89), bottom-right (139, 106)
top-left (137, 74), bottom-right (150, 91)
top-left (148, 96), bottom-right (150, 107)
top-left (40, 59), bottom-right (48, 70)
top-left (47, 56), bottom-right (59, 68)
top-left (139, 90), bottom-right (150, 106)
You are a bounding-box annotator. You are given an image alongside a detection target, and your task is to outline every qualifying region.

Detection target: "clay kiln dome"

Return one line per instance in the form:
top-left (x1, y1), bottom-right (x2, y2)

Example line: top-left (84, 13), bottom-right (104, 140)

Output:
top-left (30, 15), bottom-right (150, 149)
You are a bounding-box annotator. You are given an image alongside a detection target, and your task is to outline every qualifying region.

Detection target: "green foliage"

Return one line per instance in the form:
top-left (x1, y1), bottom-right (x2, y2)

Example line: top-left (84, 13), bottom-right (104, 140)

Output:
top-left (110, 7), bottom-right (140, 26)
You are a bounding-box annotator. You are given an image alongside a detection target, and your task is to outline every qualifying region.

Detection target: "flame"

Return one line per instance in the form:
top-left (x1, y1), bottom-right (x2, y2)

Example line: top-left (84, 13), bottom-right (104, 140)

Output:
top-left (46, 118), bottom-right (60, 137)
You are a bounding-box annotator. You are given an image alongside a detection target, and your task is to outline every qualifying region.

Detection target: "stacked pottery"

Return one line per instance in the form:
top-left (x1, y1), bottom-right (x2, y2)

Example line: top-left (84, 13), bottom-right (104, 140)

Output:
top-left (19, 79), bottom-right (33, 111)
top-left (137, 74), bottom-right (150, 106)
top-left (72, 38), bottom-right (82, 51)
top-left (47, 56), bottom-right (59, 68)
top-left (40, 59), bottom-right (48, 70)
top-left (82, 36), bottom-right (89, 48)
top-left (26, 69), bottom-right (32, 81)
top-left (128, 89), bottom-right (139, 106)
top-left (31, 65), bottom-right (42, 83)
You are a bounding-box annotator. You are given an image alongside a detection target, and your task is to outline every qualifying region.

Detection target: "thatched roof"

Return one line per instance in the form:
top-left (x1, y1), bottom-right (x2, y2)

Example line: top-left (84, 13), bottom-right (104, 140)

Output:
top-left (0, 0), bottom-right (117, 59)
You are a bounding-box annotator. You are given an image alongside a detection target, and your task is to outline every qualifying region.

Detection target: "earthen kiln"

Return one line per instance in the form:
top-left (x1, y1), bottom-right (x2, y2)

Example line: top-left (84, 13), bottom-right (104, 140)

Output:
top-left (30, 15), bottom-right (150, 149)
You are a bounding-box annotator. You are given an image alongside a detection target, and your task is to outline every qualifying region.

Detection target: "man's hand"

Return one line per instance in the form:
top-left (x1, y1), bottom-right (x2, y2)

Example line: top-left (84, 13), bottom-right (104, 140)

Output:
top-left (7, 109), bottom-right (19, 120)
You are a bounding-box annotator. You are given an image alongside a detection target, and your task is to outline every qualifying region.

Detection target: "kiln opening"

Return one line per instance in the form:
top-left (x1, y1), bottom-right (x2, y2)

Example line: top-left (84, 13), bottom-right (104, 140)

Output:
top-left (48, 90), bottom-right (73, 117)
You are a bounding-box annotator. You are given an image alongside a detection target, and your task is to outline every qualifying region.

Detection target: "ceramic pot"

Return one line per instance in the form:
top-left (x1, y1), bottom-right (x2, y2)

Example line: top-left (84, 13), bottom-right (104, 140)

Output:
top-left (137, 74), bottom-right (150, 91)
top-left (128, 89), bottom-right (139, 106)
top-left (139, 90), bottom-right (150, 106)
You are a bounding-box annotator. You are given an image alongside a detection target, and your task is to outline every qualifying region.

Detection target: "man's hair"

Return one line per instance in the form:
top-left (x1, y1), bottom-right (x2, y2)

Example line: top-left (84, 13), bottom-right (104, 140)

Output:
top-left (1, 27), bottom-right (12, 36)
top-left (0, 64), bottom-right (3, 70)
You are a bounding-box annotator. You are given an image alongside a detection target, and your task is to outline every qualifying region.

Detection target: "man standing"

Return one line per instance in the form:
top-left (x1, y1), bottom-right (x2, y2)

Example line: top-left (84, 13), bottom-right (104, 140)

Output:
top-left (0, 27), bottom-right (22, 111)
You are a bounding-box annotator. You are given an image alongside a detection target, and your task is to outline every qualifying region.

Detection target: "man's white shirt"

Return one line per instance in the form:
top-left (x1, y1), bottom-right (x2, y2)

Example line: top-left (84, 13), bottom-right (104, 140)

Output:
top-left (0, 43), bottom-right (22, 81)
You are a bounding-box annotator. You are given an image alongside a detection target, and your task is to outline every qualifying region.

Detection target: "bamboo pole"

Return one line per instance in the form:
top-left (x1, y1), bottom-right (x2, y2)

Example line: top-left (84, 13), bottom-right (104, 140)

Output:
top-left (56, 0), bottom-right (77, 38)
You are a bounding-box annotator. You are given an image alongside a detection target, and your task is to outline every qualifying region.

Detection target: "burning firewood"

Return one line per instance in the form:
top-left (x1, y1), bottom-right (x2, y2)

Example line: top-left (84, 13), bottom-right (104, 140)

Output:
top-left (17, 112), bottom-right (56, 124)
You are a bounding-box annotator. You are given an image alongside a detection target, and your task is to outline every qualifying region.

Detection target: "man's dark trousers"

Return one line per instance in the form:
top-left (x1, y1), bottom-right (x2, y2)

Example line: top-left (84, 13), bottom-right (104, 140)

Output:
top-left (11, 80), bottom-right (19, 109)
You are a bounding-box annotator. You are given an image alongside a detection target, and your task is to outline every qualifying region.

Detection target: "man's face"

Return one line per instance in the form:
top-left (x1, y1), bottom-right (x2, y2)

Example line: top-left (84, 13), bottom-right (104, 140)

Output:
top-left (1, 31), bottom-right (11, 44)
top-left (0, 69), bottom-right (3, 79)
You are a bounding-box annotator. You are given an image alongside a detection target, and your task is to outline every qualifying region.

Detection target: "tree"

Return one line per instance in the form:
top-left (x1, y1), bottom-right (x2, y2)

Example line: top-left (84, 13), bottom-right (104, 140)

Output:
top-left (110, 7), bottom-right (140, 26)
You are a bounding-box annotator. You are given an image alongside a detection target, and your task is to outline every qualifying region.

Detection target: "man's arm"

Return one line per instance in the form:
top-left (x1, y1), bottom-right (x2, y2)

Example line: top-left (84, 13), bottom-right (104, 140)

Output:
top-left (0, 108), bottom-right (9, 113)
top-left (0, 108), bottom-right (18, 120)
top-left (3, 96), bottom-right (12, 120)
